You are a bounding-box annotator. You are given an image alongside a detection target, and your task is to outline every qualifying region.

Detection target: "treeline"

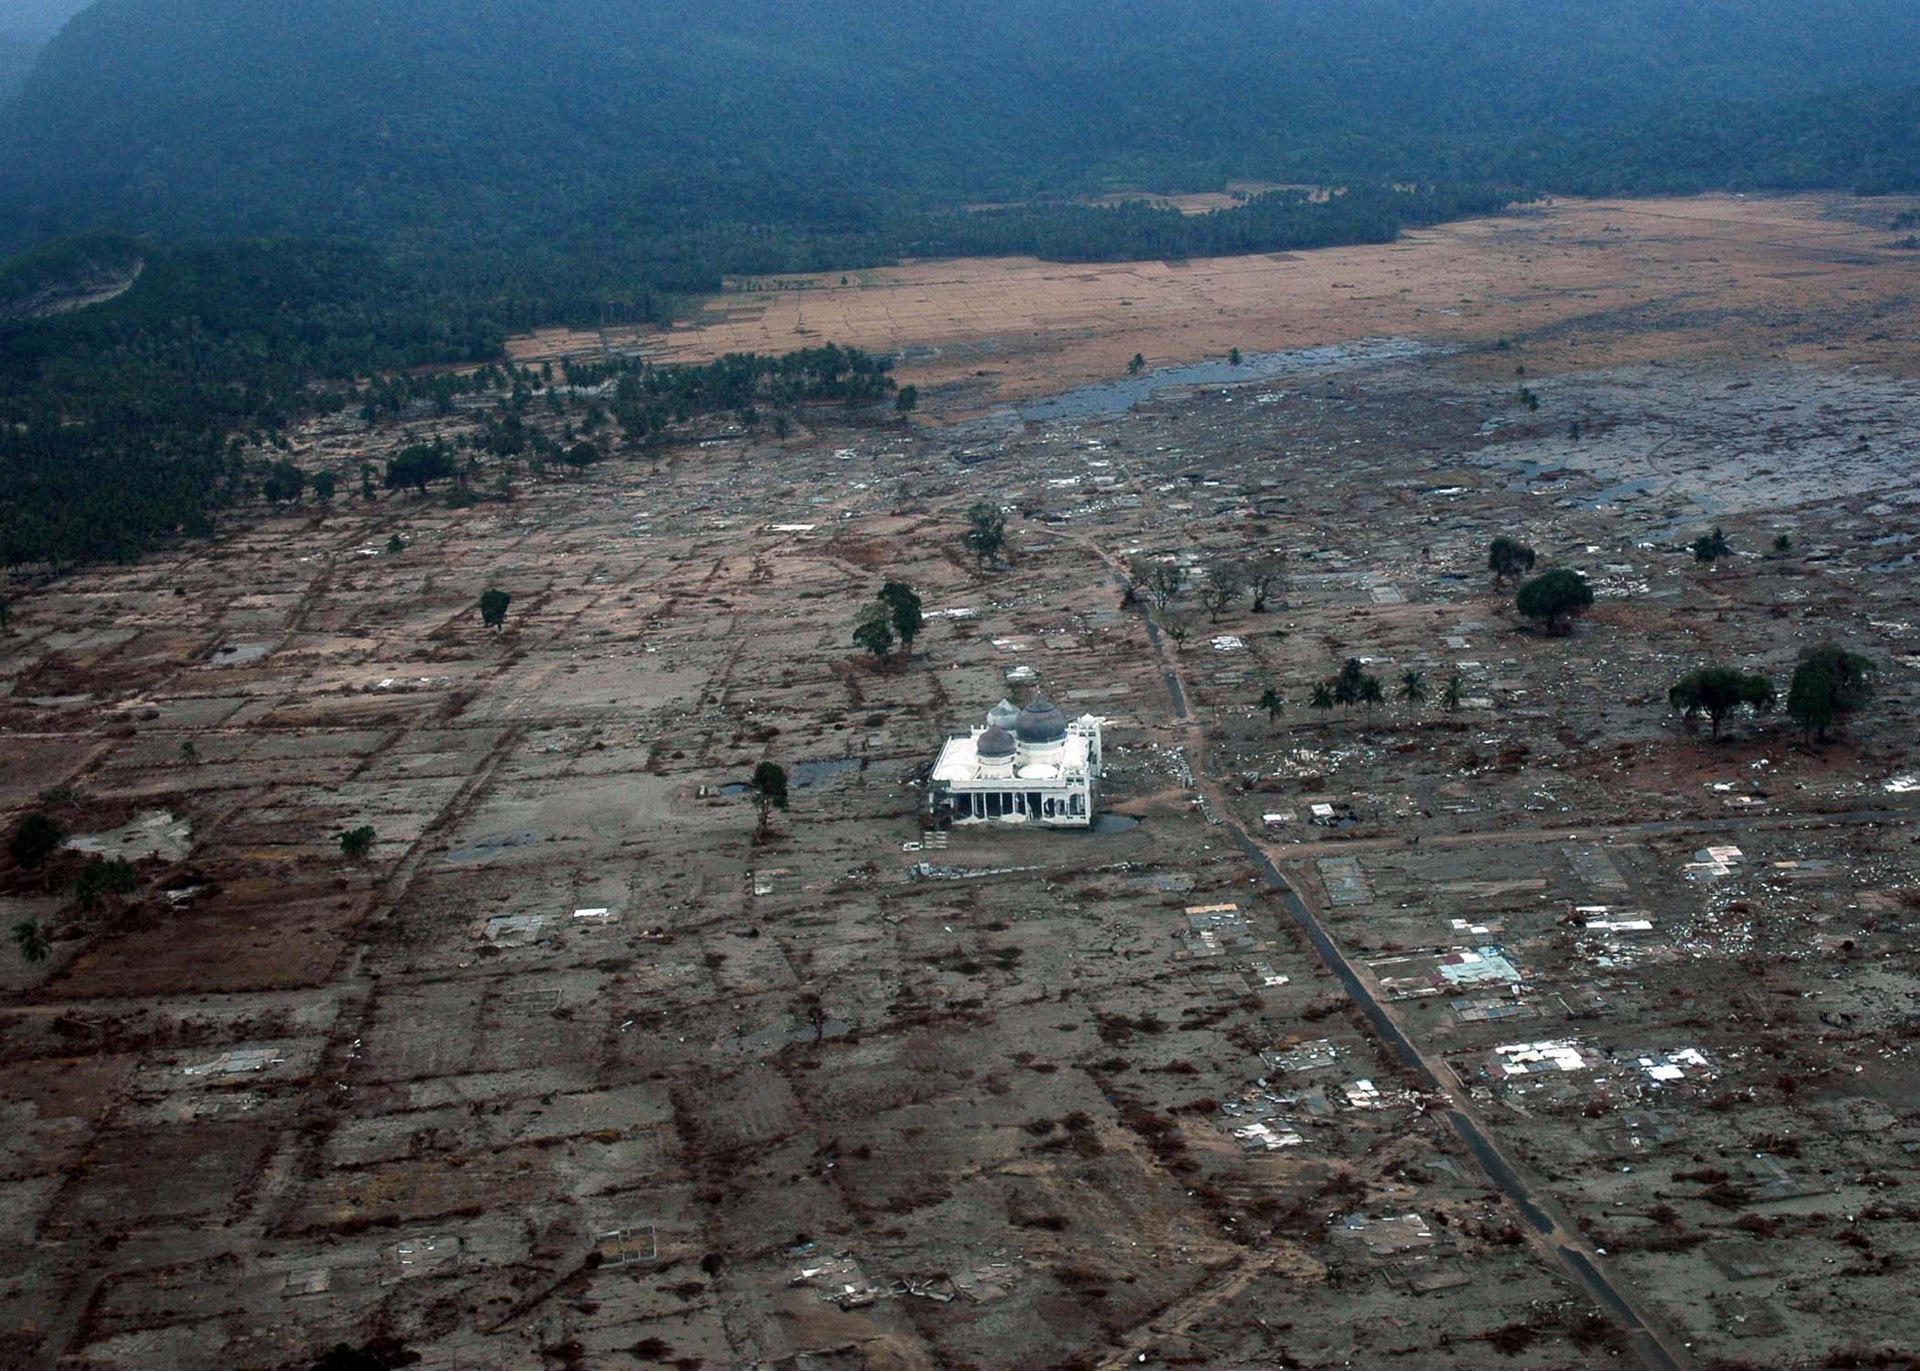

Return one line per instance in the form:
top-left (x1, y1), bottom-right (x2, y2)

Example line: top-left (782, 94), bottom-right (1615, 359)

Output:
top-left (0, 230), bottom-right (895, 564)
top-left (899, 185), bottom-right (1515, 263)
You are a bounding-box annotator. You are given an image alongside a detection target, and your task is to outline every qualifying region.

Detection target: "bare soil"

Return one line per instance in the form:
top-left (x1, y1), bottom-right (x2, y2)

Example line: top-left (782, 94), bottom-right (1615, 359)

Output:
top-left (5, 195), bottom-right (1920, 1369)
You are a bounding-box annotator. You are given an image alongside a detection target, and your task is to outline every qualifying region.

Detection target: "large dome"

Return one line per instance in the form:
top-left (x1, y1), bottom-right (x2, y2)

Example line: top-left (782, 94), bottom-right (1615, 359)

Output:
top-left (987, 698), bottom-right (1020, 731)
top-left (976, 725), bottom-right (1016, 759)
top-left (1014, 695), bottom-right (1068, 744)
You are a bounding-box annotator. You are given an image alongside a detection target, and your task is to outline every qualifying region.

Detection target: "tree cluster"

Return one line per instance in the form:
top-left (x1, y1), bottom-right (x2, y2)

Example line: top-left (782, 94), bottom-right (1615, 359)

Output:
top-left (853, 580), bottom-right (923, 667)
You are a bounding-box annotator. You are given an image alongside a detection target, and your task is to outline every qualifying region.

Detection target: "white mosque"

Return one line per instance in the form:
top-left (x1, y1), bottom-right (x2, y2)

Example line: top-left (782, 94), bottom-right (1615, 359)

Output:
top-left (928, 694), bottom-right (1103, 828)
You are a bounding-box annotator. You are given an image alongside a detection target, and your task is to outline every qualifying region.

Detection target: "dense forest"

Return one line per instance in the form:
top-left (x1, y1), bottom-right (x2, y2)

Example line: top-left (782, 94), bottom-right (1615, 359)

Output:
top-left (7, 0), bottom-right (1920, 564)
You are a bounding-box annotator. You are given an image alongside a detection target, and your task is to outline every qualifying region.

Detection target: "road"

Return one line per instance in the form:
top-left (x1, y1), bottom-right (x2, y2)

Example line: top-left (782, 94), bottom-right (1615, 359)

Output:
top-left (1089, 531), bottom-right (1696, 1370)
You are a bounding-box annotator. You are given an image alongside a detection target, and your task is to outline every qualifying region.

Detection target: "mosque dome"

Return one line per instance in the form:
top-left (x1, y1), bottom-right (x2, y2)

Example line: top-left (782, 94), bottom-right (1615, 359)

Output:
top-left (976, 725), bottom-right (1017, 759)
top-left (986, 698), bottom-right (1020, 730)
top-left (1014, 695), bottom-right (1068, 744)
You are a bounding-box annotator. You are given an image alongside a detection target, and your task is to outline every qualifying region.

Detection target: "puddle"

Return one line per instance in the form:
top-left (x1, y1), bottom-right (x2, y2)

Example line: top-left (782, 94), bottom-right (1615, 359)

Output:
top-left (720, 757), bottom-right (862, 797)
top-left (65, 810), bottom-right (193, 862)
top-left (1091, 813), bottom-right (1140, 834)
top-left (734, 1018), bottom-right (856, 1052)
top-left (1014, 337), bottom-right (1434, 422)
top-left (444, 831), bottom-right (543, 863)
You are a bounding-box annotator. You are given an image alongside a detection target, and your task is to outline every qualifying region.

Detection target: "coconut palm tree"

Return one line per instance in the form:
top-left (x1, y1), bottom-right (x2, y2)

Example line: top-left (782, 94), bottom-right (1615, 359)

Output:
top-left (1398, 669), bottom-right (1428, 719)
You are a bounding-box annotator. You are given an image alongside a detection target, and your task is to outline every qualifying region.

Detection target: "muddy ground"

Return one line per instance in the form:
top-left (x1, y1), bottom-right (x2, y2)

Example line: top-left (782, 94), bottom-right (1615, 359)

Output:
top-left (3, 195), bottom-right (1920, 1369)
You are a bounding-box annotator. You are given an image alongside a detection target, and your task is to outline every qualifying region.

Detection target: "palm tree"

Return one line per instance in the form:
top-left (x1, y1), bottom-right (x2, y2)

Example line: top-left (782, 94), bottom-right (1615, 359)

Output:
top-left (12, 919), bottom-right (49, 964)
top-left (1309, 682), bottom-right (1335, 716)
top-left (1442, 674), bottom-right (1465, 712)
top-left (1358, 673), bottom-right (1385, 720)
top-left (1332, 658), bottom-right (1365, 712)
top-left (1258, 685), bottom-right (1285, 729)
top-left (1398, 669), bottom-right (1427, 719)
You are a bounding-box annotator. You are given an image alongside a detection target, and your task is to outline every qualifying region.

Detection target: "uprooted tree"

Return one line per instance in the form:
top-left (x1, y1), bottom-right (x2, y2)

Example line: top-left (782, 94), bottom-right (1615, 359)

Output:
top-left (1668, 665), bottom-right (1775, 737)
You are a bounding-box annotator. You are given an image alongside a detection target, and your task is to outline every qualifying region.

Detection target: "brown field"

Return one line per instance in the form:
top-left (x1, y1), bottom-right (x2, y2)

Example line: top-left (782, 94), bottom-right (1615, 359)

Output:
top-left (10, 196), bottom-right (1920, 1368)
top-left (509, 193), bottom-right (1920, 411)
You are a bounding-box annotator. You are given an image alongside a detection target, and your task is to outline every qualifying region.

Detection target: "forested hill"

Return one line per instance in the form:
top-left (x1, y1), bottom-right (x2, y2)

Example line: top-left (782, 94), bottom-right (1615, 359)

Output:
top-left (9, 1), bottom-right (1920, 568)
top-left (8, 0), bottom-right (1920, 263)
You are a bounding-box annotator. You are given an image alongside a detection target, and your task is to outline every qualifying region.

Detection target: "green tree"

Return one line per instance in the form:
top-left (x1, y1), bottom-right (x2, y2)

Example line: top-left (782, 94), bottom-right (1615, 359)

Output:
top-left (360, 464), bottom-right (378, 502)
top-left (1228, 347), bottom-right (1243, 366)
top-left (1332, 657), bottom-right (1367, 711)
top-left (1258, 685), bottom-right (1285, 728)
top-left (385, 533), bottom-right (405, 555)
top-left (894, 384), bottom-right (918, 415)
top-left (73, 856), bottom-right (136, 910)
top-left (1692, 526), bottom-right (1732, 564)
top-left (1515, 568), bottom-right (1594, 635)
top-left (878, 581), bottom-right (923, 657)
top-left (1358, 672), bottom-right (1385, 719)
top-left (1442, 674), bottom-right (1465, 712)
top-left (1398, 669), bottom-right (1428, 717)
top-left (563, 440), bottom-right (602, 473)
top-left (853, 601), bottom-right (895, 665)
top-left (311, 470), bottom-right (338, 503)
top-left (262, 460), bottom-right (307, 504)
top-left (963, 502), bottom-right (1007, 568)
top-left (9, 812), bottom-right (62, 870)
top-left (386, 444), bottom-right (457, 494)
top-left (1786, 643), bottom-right (1874, 743)
top-left (1668, 665), bottom-right (1775, 737)
top-left (1772, 532), bottom-right (1793, 555)
top-left (1309, 682), bottom-right (1335, 715)
top-left (339, 825), bottom-right (376, 860)
top-left (1487, 535), bottom-right (1537, 585)
top-left (479, 588), bottom-right (511, 629)
top-left (1127, 353), bottom-right (1145, 376)
top-left (12, 919), bottom-right (49, 964)
top-left (749, 760), bottom-right (789, 840)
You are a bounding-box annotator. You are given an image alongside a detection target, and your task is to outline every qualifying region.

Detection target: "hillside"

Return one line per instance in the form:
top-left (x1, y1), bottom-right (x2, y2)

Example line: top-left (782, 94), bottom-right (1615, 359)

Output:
top-left (7, 0), bottom-right (1920, 263)
top-left (9, 0), bottom-right (1920, 567)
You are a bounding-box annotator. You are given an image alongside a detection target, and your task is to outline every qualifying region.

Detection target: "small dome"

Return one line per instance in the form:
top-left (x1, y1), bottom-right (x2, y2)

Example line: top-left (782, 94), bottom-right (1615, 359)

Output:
top-left (1015, 695), bottom-right (1068, 744)
top-left (976, 725), bottom-right (1016, 758)
top-left (987, 698), bottom-right (1020, 730)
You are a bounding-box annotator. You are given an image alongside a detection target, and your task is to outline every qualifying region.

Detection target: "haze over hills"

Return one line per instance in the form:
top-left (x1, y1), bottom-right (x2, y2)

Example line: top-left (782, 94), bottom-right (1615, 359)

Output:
top-left (0, 0), bottom-right (91, 99)
top-left (8, 0), bottom-right (1920, 262)
top-left (8, 0), bottom-right (1920, 565)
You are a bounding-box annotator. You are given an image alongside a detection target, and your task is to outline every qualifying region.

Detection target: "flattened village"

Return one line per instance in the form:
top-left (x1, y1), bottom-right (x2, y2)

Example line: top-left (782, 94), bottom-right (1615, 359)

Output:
top-left (6, 194), bottom-right (1920, 1368)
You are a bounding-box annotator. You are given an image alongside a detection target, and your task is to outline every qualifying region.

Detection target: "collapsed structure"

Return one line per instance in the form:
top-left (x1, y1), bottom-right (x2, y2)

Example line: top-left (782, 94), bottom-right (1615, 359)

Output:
top-left (929, 695), bottom-right (1103, 827)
